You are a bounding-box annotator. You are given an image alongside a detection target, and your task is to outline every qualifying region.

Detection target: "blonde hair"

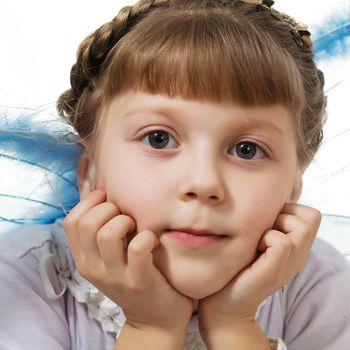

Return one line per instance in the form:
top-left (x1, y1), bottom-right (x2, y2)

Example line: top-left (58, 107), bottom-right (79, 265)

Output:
top-left (57, 0), bottom-right (326, 165)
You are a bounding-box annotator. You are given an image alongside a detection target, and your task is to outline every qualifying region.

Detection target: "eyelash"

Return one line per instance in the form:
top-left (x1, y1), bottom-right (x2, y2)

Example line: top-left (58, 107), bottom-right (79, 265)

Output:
top-left (140, 130), bottom-right (266, 160)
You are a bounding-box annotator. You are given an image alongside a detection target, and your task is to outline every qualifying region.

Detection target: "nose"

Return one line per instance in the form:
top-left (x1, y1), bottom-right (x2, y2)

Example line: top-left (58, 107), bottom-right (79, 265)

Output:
top-left (177, 152), bottom-right (225, 205)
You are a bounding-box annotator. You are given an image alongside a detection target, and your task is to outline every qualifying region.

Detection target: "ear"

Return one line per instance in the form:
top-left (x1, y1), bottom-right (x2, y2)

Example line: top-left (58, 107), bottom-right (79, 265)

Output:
top-left (77, 152), bottom-right (95, 200)
top-left (289, 174), bottom-right (303, 203)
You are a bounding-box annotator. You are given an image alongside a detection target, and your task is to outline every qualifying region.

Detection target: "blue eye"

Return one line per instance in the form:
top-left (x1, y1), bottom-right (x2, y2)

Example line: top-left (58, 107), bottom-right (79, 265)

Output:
top-left (142, 130), bottom-right (178, 149)
top-left (230, 142), bottom-right (264, 160)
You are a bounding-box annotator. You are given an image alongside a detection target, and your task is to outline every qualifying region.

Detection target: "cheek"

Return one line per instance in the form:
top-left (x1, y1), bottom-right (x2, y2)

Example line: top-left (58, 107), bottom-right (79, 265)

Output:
top-left (234, 172), bottom-right (294, 234)
top-left (100, 156), bottom-right (164, 228)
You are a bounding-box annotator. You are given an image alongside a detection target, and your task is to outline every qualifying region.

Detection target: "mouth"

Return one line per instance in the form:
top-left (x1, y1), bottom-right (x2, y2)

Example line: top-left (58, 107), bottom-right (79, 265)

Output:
top-left (162, 228), bottom-right (229, 248)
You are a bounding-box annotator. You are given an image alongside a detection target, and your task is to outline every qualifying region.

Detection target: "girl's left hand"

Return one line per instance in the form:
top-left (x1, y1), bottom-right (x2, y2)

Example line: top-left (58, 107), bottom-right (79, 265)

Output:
top-left (198, 203), bottom-right (321, 332)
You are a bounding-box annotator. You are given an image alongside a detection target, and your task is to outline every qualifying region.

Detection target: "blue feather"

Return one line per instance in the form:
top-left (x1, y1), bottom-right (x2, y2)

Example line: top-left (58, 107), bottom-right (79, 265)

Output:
top-left (0, 107), bottom-right (82, 233)
top-left (313, 8), bottom-right (350, 58)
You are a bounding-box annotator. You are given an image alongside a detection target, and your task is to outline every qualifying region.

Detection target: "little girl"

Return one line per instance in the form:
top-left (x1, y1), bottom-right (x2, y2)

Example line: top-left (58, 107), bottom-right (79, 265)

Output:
top-left (1, 0), bottom-right (350, 349)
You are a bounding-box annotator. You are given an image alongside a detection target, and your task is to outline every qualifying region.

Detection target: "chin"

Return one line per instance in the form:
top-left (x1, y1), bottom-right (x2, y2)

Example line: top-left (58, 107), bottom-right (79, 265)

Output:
top-left (153, 247), bottom-right (233, 299)
top-left (166, 271), bottom-right (226, 299)
top-left (174, 283), bottom-right (216, 299)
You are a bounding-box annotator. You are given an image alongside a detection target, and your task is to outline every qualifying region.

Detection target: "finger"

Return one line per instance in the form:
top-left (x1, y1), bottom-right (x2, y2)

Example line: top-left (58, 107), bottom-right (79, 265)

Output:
top-left (78, 202), bottom-right (120, 264)
top-left (64, 190), bottom-right (107, 238)
top-left (281, 203), bottom-right (322, 228)
top-left (274, 213), bottom-right (318, 249)
top-left (127, 230), bottom-right (160, 286)
top-left (275, 213), bottom-right (308, 236)
top-left (254, 229), bottom-right (292, 287)
top-left (257, 229), bottom-right (292, 261)
top-left (96, 215), bottom-right (137, 269)
top-left (66, 189), bottom-right (107, 224)
top-left (273, 212), bottom-right (317, 273)
top-left (63, 190), bottom-right (107, 261)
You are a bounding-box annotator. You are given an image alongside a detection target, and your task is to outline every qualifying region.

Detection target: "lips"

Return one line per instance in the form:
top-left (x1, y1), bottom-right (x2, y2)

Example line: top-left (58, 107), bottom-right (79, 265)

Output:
top-left (163, 228), bottom-right (228, 248)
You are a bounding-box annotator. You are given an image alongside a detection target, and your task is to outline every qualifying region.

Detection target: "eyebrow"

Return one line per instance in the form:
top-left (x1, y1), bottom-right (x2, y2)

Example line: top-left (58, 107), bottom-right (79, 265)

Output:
top-left (236, 119), bottom-right (285, 136)
top-left (123, 105), bottom-right (286, 136)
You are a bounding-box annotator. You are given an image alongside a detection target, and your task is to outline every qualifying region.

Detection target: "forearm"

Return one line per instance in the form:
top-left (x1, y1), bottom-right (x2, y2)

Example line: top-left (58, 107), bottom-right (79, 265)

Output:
top-left (114, 322), bottom-right (187, 350)
top-left (202, 320), bottom-right (271, 350)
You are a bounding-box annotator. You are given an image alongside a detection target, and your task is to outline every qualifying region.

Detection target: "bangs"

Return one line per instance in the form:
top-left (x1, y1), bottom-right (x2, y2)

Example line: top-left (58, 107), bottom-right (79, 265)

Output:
top-left (102, 7), bottom-right (305, 114)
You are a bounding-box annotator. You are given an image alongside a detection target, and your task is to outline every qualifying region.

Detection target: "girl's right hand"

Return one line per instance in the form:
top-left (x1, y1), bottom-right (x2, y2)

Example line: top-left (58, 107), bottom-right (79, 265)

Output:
top-left (63, 189), bottom-right (193, 332)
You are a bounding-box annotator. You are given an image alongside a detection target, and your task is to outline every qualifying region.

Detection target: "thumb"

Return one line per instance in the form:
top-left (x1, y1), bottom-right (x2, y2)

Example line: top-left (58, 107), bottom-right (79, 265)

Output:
top-left (127, 230), bottom-right (160, 285)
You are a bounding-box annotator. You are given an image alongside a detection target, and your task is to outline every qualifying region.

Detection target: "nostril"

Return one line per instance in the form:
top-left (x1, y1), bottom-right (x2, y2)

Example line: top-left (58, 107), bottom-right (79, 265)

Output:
top-left (185, 192), bottom-right (220, 201)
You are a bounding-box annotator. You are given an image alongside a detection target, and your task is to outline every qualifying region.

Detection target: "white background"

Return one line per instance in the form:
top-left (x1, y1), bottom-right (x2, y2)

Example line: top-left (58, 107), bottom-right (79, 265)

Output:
top-left (0, 0), bottom-right (349, 217)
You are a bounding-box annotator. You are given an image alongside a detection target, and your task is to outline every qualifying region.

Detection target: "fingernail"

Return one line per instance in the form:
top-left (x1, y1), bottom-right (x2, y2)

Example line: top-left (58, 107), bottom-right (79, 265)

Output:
top-left (94, 186), bottom-right (105, 193)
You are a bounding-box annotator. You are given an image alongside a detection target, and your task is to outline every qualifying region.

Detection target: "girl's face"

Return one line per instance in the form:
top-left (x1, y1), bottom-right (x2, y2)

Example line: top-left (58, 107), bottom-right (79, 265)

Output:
top-left (91, 91), bottom-right (301, 299)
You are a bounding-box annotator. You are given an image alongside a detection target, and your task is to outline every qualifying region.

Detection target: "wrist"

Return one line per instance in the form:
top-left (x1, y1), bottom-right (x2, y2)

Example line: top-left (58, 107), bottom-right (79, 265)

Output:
top-left (200, 318), bottom-right (270, 350)
top-left (115, 321), bottom-right (188, 350)
top-left (126, 318), bottom-right (189, 334)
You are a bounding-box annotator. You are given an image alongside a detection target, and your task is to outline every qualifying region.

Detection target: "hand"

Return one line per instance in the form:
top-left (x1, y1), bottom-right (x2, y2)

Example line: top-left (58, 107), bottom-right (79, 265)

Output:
top-left (64, 189), bottom-right (193, 331)
top-left (198, 203), bottom-right (321, 332)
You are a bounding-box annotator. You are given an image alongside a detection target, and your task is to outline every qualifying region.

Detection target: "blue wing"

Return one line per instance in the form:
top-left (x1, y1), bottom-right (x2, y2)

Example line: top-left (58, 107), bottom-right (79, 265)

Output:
top-left (0, 106), bottom-right (82, 233)
top-left (302, 5), bottom-right (350, 217)
top-left (314, 10), bottom-right (350, 58)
